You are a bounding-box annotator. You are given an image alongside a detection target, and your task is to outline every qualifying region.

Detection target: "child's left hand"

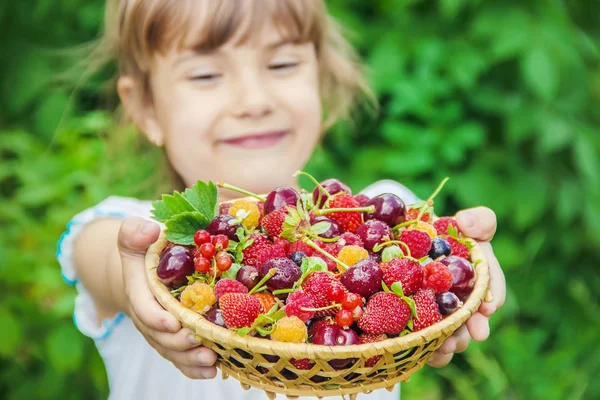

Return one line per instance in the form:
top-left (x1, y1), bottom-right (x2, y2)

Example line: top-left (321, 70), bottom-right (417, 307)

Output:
top-left (427, 207), bottom-right (506, 368)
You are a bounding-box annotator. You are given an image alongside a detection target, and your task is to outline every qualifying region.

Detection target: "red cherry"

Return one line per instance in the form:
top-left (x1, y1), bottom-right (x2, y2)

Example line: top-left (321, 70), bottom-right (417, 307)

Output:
top-left (327, 285), bottom-right (345, 303)
top-left (193, 230), bottom-right (211, 246)
top-left (341, 293), bottom-right (363, 311)
top-left (194, 256), bottom-right (210, 273)
top-left (199, 243), bottom-right (216, 259)
top-left (211, 234), bottom-right (229, 250)
top-left (216, 252), bottom-right (232, 271)
top-left (351, 306), bottom-right (363, 321)
top-left (335, 309), bottom-right (353, 328)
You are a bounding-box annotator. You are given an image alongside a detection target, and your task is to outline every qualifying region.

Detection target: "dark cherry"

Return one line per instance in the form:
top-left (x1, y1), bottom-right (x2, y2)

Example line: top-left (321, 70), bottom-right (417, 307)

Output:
top-left (364, 193), bottom-right (406, 227)
top-left (436, 292), bottom-right (463, 315)
top-left (157, 245), bottom-right (195, 289)
top-left (441, 256), bottom-right (476, 300)
top-left (340, 258), bottom-right (383, 298)
top-left (312, 324), bottom-right (359, 369)
top-left (311, 216), bottom-right (342, 239)
top-left (355, 219), bottom-right (392, 251)
top-left (259, 258), bottom-right (301, 291)
top-left (312, 178), bottom-right (352, 208)
top-left (205, 307), bottom-right (226, 327)
top-left (207, 214), bottom-right (241, 240)
top-left (263, 187), bottom-right (301, 214)
top-left (236, 265), bottom-right (260, 290)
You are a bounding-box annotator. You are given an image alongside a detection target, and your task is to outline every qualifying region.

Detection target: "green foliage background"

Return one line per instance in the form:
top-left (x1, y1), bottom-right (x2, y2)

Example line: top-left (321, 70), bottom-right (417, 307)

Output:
top-left (1, 0), bottom-right (599, 398)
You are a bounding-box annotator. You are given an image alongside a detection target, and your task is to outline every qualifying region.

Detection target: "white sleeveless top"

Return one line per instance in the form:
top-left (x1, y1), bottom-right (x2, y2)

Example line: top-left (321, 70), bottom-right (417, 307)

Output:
top-left (56, 180), bottom-right (418, 400)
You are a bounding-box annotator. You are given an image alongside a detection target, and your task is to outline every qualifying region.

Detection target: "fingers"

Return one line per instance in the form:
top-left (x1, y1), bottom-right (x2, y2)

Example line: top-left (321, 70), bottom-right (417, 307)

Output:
top-left (438, 325), bottom-right (471, 355)
top-left (427, 351), bottom-right (454, 368)
top-left (455, 207), bottom-right (497, 242)
top-left (148, 327), bottom-right (202, 352)
top-left (465, 312), bottom-right (490, 342)
top-left (477, 242), bottom-right (506, 317)
top-left (118, 217), bottom-right (180, 333)
top-left (146, 334), bottom-right (217, 368)
top-left (178, 365), bottom-right (218, 380)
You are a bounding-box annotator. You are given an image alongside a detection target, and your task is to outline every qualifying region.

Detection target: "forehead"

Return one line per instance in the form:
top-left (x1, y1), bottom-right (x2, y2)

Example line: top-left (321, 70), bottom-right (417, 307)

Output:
top-left (141, 0), bottom-right (323, 57)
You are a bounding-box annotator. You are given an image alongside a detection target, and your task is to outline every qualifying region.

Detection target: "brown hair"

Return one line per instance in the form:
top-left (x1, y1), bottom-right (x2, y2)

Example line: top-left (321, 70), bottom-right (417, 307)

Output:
top-left (93, 0), bottom-right (374, 194)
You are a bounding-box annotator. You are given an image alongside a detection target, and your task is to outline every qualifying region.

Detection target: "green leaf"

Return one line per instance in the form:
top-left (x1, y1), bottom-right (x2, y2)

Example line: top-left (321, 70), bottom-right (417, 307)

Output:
top-left (151, 180), bottom-right (218, 222)
top-left (300, 257), bottom-right (328, 275)
top-left (382, 245), bottom-right (402, 262)
top-left (404, 296), bottom-right (417, 318)
top-left (522, 47), bottom-right (559, 101)
top-left (221, 263), bottom-right (243, 280)
top-left (165, 212), bottom-right (211, 245)
top-left (391, 282), bottom-right (405, 297)
top-left (310, 221), bottom-right (331, 235)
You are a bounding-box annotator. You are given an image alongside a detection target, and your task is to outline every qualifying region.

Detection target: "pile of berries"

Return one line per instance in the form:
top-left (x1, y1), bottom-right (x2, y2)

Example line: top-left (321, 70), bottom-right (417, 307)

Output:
top-left (156, 174), bottom-right (477, 368)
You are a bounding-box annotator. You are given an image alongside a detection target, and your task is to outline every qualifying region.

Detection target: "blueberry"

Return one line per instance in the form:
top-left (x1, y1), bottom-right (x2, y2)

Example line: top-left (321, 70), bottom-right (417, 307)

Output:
top-left (429, 238), bottom-right (451, 259)
top-left (290, 251), bottom-right (307, 266)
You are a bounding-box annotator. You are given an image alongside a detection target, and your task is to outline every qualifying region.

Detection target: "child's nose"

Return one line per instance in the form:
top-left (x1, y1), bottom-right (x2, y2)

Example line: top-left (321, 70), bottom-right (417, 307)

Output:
top-left (232, 72), bottom-right (274, 119)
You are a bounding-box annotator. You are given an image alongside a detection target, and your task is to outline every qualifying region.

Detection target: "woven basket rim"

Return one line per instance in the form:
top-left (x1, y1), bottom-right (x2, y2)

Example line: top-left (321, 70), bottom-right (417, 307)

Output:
top-left (145, 200), bottom-right (490, 360)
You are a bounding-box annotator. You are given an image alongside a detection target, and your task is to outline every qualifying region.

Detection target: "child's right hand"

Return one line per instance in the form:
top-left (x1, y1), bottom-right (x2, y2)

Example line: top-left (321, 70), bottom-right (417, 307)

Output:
top-left (117, 217), bottom-right (218, 379)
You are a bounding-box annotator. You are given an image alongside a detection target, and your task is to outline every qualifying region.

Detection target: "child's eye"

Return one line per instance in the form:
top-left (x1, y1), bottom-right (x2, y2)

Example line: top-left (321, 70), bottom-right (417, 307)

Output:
top-left (268, 62), bottom-right (299, 71)
top-left (189, 73), bottom-right (221, 81)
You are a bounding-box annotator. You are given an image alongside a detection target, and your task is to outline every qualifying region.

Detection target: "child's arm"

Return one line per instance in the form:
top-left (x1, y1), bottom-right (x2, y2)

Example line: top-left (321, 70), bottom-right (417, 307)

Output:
top-left (73, 216), bottom-right (218, 379)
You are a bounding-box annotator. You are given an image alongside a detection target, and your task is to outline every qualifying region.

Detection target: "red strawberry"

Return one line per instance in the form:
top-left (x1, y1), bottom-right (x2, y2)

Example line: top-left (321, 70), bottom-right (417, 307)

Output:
top-left (433, 217), bottom-right (459, 236)
top-left (301, 271), bottom-right (345, 317)
top-left (254, 293), bottom-right (277, 314)
top-left (447, 237), bottom-right (470, 259)
top-left (379, 261), bottom-right (390, 274)
top-left (358, 333), bottom-right (388, 367)
top-left (383, 258), bottom-right (423, 295)
top-left (354, 194), bottom-right (371, 207)
top-left (406, 208), bottom-right (431, 223)
top-left (423, 262), bottom-right (452, 294)
top-left (219, 293), bottom-right (262, 329)
top-left (358, 292), bottom-right (411, 335)
top-left (412, 288), bottom-right (443, 331)
top-left (256, 244), bottom-right (287, 269)
top-left (327, 194), bottom-right (363, 233)
top-left (214, 278), bottom-right (248, 301)
top-left (287, 241), bottom-right (315, 257)
top-left (398, 230), bottom-right (432, 259)
top-left (261, 207), bottom-right (289, 238)
top-left (291, 358), bottom-right (314, 370)
top-left (242, 234), bottom-right (273, 267)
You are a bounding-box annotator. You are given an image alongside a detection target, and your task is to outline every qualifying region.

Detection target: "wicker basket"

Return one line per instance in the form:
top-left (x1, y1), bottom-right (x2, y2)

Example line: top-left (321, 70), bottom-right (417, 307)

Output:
top-left (145, 205), bottom-right (490, 399)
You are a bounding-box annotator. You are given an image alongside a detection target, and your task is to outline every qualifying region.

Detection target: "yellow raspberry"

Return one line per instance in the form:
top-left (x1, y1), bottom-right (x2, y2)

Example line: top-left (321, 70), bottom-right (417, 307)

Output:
top-left (271, 316), bottom-right (307, 343)
top-left (180, 282), bottom-right (216, 314)
top-left (229, 199), bottom-right (261, 229)
top-left (337, 245), bottom-right (369, 266)
top-left (408, 221), bottom-right (437, 239)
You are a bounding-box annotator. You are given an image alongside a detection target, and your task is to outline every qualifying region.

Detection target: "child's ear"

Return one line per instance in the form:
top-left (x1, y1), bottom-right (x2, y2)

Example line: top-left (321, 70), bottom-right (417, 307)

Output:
top-left (117, 76), bottom-right (165, 147)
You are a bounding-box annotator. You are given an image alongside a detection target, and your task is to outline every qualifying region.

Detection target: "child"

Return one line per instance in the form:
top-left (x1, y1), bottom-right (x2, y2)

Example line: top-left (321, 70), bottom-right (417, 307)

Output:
top-left (57, 0), bottom-right (505, 399)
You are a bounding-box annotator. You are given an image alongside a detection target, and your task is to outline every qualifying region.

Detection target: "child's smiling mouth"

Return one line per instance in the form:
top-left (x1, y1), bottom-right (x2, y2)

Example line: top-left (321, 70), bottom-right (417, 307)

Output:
top-left (220, 130), bottom-right (289, 149)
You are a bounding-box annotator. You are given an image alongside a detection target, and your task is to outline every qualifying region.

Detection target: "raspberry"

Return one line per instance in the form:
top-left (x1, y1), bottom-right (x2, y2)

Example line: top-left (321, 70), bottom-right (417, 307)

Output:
top-left (271, 316), bottom-right (308, 343)
top-left (433, 217), bottom-right (459, 236)
top-left (327, 195), bottom-right (363, 233)
top-left (383, 258), bottom-right (423, 295)
top-left (256, 244), bottom-right (288, 269)
top-left (338, 232), bottom-right (364, 248)
top-left (274, 237), bottom-right (290, 253)
top-left (287, 241), bottom-right (315, 257)
top-left (323, 242), bottom-right (342, 256)
top-left (412, 289), bottom-right (443, 331)
top-left (213, 278), bottom-right (248, 301)
top-left (180, 282), bottom-right (216, 314)
top-left (358, 333), bottom-right (388, 367)
top-left (242, 234), bottom-right (272, 267)
top-left (301, 271), bottom-right (345, 317)
top-left (398, 229), bottom-right (432, 259)
top-left (261, 207), bottom-right (290, 238)
top-left (358, 292), bottom-right (411, 335)
top-left (291, 358), bottom-right (314, 370)
top-left (408, 221), bottom-right (437, 239)
top-left (406, 208), bottom-right (431, 223)
top-left (285, 291), bottom-right (315, 322)
top-left (229, 199), bottom-right (261, 229)
top-left (337, 245), bottom-right (369, 267)
top-left (219, 293), bottom-right (262, 329)
top-left (353, 194), bottom-right (371, 207)
top-left (423, 262), bottom-right (453, 294)
top-left (447, 237), bottom-right (470, 259)
top-left (254, 292), bottom-right (277, 314)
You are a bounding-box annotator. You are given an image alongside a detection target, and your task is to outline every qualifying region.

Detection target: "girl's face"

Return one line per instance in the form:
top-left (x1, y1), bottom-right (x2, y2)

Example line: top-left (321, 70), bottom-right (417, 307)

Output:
top-left (121, 19), bottom-right (322, 199)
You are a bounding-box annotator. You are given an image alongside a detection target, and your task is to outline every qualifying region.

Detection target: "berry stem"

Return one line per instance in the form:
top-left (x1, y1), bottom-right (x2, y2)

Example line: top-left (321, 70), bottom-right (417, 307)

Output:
top-left (293, 170), bottom-right (330, 208)
top-left (392, 220), bottom-right (419, 231)
top-left (302, 237), bottom-right (350, 272)
top-left (314, 205), bottom-right (375, 215)
top-left (248, 268), bottom-right (276, 295)
top-left (272, 288), bottom-right (295, 295)
top-left (217, 182), bottom-right (266, 202)
top-left (300, 304), bottom-right (340, 312)
top-left (299, 228), bottom-right (339, 243)
top-left (427, 177), bottom-right (450, 203)
top-left (372, 240), bottom-right (412, 258)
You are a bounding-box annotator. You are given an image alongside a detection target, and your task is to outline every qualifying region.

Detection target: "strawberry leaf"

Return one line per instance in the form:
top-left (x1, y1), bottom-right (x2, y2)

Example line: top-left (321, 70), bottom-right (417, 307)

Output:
top-left (404, 296), bottom-right (417, 318)
top-left (382, 245), bottom-right (402, 262)
top-left (220, 263), bottom-right (243, 280)
top-left (300, 256), bottom-right (328, 275)
top-left (391, 282), bottom-right (405, 297)
top-left (447, 224), bottom-right (459, 238)
top-left (310, 221), bottom-right (331, 236)
top-left (151, 180), bottom-right (218, 223)
top-left (165, 212), bottom-right (211, 245)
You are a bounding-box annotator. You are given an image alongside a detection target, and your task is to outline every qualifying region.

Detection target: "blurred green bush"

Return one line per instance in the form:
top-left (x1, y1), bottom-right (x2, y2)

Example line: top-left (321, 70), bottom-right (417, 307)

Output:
top-left (1, 0), bottom-right (598, 399)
